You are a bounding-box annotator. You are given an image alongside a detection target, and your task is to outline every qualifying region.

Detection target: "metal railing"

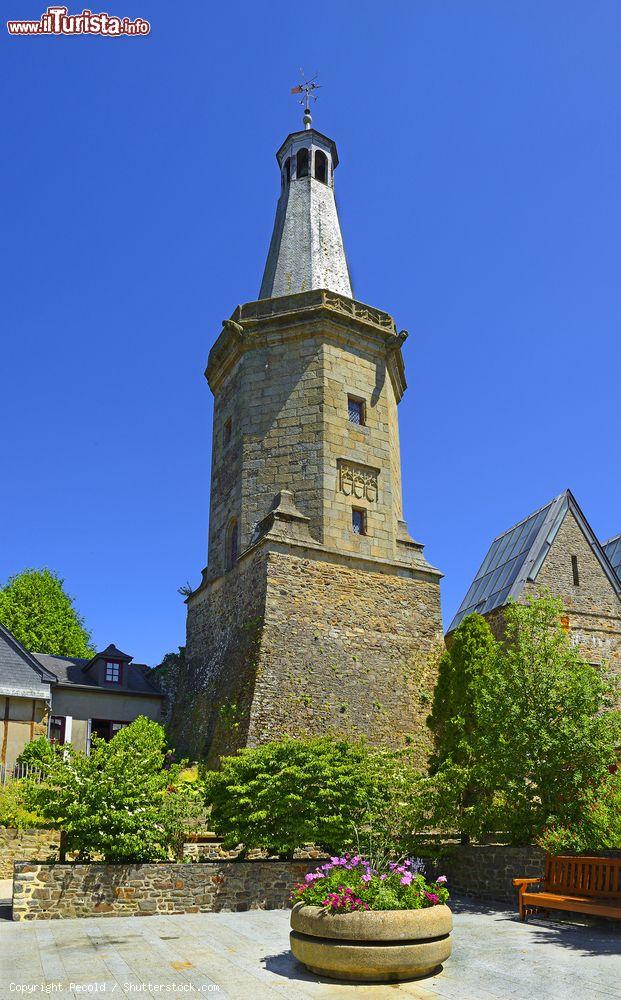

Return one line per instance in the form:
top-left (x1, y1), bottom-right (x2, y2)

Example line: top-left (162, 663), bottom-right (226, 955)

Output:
top-left (0, 762), bottom-right (43, 785)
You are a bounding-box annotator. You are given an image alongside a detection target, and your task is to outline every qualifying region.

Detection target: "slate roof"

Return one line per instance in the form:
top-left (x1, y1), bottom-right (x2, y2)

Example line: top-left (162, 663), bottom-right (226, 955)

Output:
top-left (603, 534), bottom-right (621, 582)
top-left (0, 622), bottom-right (56, 699)
top-left (447, 490), bottom-right (621, 633)
top-left (34, 653), bottom-right (164, 697)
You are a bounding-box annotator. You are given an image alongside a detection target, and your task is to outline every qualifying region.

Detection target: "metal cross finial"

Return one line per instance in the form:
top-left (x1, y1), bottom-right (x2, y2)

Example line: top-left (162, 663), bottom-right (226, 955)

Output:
top-left (291, 72), bottom-right (321, 130)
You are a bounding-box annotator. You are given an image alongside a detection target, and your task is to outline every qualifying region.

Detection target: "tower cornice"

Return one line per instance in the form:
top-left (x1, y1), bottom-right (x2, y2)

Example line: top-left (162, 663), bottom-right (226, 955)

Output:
top-left (205, 290), bottom-right (408, 401)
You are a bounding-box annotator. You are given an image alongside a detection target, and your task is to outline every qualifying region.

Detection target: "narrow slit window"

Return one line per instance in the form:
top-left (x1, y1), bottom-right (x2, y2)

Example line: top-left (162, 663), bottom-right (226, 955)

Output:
top-left (348, 396), bottom-right (365, 425)
top-left (352, 508), bottom-right (367, 535)
top-left (226, 518), bottom-right (239, 570)
top-left (224, 418), bottom-right (232, 445)
top-left (571, 555), bottom-right (580, 586)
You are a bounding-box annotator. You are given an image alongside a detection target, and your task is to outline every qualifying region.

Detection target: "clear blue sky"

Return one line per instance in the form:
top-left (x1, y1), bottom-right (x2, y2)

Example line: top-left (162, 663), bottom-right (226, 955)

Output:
top-left (2, 2), bottom-right (620, 664)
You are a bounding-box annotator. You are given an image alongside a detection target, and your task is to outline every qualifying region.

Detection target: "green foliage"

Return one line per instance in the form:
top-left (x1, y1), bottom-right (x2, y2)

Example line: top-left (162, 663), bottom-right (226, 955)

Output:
top-left (25, 717), bottom-right (185, 861)
top-left (427, 614), bottom-right (497, 839)
top-left (428, 595), bottom-right (621, 844)
top-left (0, 568), bottom-right (94, 657)
top-left (203, 737), bottom-right (385, 858)
top-left (0, 780), bottom-right (45, 829)
top-left (428, 614), bottom-right (498, 768)
top-left (160, 778), bottom-right (205, 861)
top-left (350, 750), bottom-right (430, 868)
top-left (537, 771), bottom-right (621, 853)
top-left (16, 735), bottom-right (56, 770)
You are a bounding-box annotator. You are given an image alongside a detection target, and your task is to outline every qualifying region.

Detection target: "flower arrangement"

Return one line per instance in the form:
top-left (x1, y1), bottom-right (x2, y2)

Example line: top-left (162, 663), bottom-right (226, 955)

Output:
top-left (292, 855), bottom-right (449, 913)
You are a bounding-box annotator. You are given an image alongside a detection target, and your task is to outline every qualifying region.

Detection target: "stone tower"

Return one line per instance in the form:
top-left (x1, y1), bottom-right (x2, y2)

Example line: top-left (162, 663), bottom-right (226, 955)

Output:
top-left (183, 110), bottom-right (443, 765)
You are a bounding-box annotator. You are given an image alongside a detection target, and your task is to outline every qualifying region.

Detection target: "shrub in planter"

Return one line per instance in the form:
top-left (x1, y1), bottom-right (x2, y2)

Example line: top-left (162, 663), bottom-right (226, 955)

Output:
top-left (289, 855), bottom-right (452, 982)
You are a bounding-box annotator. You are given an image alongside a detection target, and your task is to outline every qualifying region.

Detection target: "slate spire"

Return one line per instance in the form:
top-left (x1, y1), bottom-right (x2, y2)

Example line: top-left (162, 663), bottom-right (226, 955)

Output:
top-left (259, 124), bottom-right (353, 300)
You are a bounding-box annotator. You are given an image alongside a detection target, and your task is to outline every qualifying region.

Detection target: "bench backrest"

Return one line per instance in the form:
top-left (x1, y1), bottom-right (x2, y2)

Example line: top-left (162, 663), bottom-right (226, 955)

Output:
top-left (545, 855), bottom-right (621, 899)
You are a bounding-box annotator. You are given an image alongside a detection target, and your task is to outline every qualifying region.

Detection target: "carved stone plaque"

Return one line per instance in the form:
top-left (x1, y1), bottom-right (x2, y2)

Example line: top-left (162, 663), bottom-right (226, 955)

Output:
top-left (338, 461), bottom-right (379, 503)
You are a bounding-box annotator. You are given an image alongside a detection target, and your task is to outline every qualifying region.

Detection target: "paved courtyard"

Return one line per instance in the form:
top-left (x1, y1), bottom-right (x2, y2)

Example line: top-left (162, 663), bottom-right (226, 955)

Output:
top-left (0, 891), bottom-right (619, 1000)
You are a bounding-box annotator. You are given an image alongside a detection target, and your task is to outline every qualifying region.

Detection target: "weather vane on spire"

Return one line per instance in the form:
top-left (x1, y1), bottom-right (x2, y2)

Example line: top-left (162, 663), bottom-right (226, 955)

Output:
top-left (291, 72), bottom-right (321, 130)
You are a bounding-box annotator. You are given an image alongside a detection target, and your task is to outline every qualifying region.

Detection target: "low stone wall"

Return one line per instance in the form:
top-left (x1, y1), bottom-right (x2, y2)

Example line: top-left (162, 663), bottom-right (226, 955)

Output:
top-left (12, 860), bottom-right (319, 920)
top-left (432, 844), bottom-right (621, 903)
top-left (0, 829), bottom-right (60, 879)
top-left (432, 844), bottom-right (546, 903)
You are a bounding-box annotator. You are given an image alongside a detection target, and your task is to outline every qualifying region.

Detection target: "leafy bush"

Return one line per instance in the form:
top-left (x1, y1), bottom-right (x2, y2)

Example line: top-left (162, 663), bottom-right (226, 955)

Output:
top-left (0, 780), bottom-right (44, 829)
top-left (537, 771), bottom-right (621, 853)
top-left (428, 595), bottom-right (621, 844)
top-left (203, 737), bottom-right (388, 858)
top-left (292, 855), bottom-right (449, 912)
top-left (25, 717), bottom-right (194, 861)
top-left (16, 735), bottom-right (56, 770)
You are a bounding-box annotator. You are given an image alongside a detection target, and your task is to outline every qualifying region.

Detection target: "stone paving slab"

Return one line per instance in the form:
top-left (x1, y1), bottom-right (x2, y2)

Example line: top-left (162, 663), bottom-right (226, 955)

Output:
top-left (0, 897), bottom-right (619, 1000)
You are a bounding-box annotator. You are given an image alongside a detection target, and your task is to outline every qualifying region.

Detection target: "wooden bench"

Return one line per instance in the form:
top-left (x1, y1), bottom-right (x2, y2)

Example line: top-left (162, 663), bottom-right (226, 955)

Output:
top-left (513, 855), bottom-right (621, 922)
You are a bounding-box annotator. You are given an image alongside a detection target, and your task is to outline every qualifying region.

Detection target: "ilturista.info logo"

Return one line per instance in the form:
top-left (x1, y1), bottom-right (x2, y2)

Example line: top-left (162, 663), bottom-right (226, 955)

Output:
top-left (7, 6), bottom-right (150, 35)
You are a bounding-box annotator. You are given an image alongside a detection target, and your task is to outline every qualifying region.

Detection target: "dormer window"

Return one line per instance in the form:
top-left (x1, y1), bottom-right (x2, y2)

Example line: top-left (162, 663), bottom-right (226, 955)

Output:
top-left (296, 147), bottom-right (309, 178)
top-left (105, 661), bottom-right (121, 684)
top-left (315, 150), bottom-right (328, 184)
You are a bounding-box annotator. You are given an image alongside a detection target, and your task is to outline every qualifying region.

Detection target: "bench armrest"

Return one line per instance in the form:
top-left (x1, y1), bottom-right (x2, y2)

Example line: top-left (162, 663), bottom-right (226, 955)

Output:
top-left (512, 877), bottom-right (544, 888)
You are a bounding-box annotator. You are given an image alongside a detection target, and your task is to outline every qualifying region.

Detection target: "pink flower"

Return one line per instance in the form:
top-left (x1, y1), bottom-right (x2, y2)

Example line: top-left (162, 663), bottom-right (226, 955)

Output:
top-left (425, 892), bottom-right (440, 905)
top-left (362, 873), bottom-right (372, 883)
top-left (436, 876), bottom-right (447, 884)
top-left (400, 874), bottom-right (413, 886)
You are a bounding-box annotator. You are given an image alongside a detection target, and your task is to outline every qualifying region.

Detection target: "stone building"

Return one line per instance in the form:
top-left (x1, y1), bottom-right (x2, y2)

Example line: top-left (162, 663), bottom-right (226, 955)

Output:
top-left (447, 490), bottom-right (621, 687)
top-left (182, 112), bottom-right (443, 764)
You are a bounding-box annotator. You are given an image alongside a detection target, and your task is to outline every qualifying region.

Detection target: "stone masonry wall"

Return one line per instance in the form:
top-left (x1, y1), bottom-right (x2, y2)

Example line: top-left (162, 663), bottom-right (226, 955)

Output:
top-left (186, 544), bottom-right (443, 766)
top-left (431, 845), bottom-right (547, 904)
top-left (16, 846), bottom-right (610, 918)
top-left (0, 828), bottom-right (60, 879)
top-left (181, 545), bottom-right (269, 762)
top-left (12, 860), bottom-right (317, 920)
top-left (522, 509), bottom-right (621, 687)
top-left (247, 549), bottom-right (443, 761)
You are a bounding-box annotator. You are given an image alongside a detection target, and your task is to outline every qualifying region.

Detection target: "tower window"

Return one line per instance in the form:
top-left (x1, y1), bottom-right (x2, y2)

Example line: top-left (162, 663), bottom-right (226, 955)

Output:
top-left (224, 418), bottom-right (232, 445)
top-left (226, 518), bottom-right (239, 570)
top-left (348, 396), bottom-right (365, 425)
top-left (571, 555), bottom-right (580, 586)
top-left (352, 508), bottom-right (367, 535)
top-left (284, 157), bottom-right (291, 184)
top-left (315, 150), bottom-right (328, 184)
top-left (296, 147), bottom-right (309, 178)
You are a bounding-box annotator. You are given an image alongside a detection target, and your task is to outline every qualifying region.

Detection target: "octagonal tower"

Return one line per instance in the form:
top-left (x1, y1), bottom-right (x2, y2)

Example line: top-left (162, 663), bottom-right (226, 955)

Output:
top-left (181, 113), bottom-right (443, 765)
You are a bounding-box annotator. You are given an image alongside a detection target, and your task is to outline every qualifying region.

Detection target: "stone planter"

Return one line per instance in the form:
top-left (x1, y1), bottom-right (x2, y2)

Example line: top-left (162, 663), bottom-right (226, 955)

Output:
top-left (290, 902), bottom-right (452, 983)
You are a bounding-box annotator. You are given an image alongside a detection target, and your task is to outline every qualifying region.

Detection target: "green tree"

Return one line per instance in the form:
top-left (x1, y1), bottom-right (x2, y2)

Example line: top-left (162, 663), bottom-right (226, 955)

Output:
top-left (26, 717), bottom-right (177, 861)
top-left (0, 568), bottom-right (94, 657)
top-left (429, 595), bottom-right (621, 844)
top-left (204, 737), bottom-right (385, 858)
top-left (480, 595), bottom-right (621, 843)
top-left (427, 614), bottom-right (498, 840)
